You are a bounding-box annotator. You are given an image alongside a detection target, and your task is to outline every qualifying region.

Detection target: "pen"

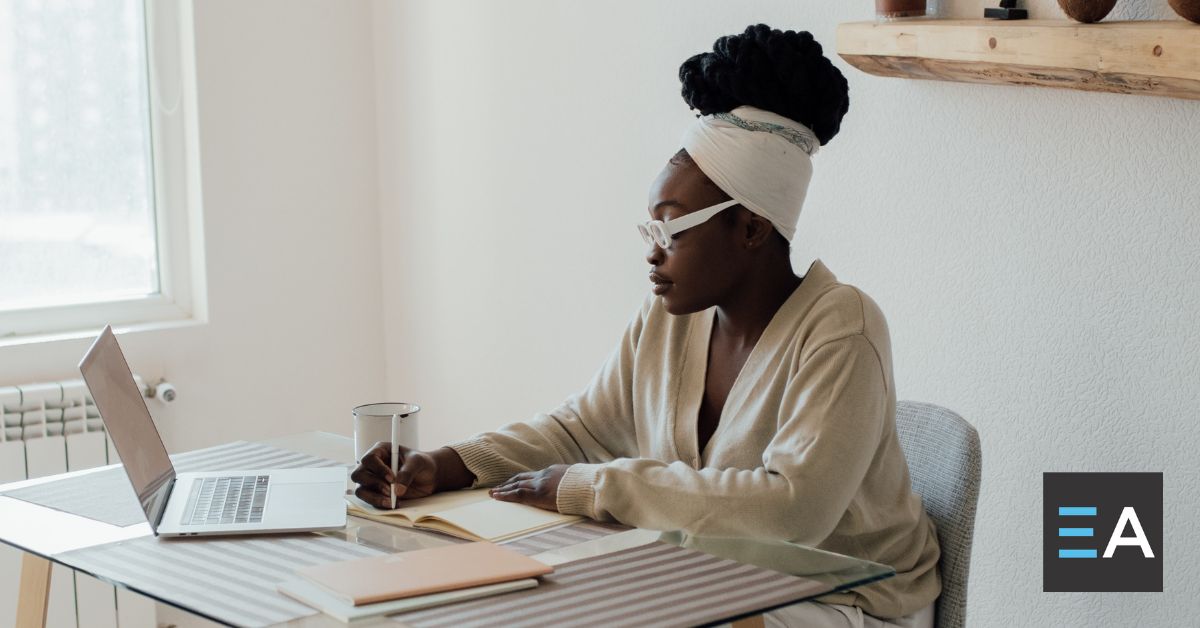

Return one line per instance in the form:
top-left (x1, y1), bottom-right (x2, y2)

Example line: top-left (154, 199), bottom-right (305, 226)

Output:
top-left (390, 412), bottom-right (399, 510)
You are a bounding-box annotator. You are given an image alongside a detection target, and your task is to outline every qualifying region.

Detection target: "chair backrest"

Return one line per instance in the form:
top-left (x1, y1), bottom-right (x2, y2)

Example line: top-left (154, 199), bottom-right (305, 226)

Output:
top-left (894, 401), bottom-right (982, 628)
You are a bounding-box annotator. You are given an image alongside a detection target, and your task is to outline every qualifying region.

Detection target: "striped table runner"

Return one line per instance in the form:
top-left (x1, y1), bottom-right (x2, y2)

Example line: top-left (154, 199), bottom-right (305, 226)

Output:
top-left (60, 532), bottom-right (383, 627)
top-left (389, 541), bottom-right (830, 628)
top-left (1, 440), bottom-right (345, 526)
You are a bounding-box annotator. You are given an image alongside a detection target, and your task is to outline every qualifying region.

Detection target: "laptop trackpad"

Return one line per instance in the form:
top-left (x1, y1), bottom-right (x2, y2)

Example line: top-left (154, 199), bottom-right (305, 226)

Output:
top-left (269, 467), bottom-right (347, 484)
top-left (265, 482), bottom-right (346, 527)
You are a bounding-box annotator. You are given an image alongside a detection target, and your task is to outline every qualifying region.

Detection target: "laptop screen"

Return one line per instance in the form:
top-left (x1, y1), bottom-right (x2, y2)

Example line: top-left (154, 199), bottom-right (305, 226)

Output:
top-left (79, 326), bottom-right (175, 530)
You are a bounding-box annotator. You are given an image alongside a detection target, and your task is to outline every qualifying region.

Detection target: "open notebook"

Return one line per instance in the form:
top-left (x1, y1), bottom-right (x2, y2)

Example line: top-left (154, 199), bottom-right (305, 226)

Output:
top-left (345, 488), bottom-right (582, 542)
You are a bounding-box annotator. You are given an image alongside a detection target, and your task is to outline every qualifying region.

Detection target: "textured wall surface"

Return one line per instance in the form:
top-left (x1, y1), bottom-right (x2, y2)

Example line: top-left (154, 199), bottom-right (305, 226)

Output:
top-left (371, 2), bottom-right (1199, 626)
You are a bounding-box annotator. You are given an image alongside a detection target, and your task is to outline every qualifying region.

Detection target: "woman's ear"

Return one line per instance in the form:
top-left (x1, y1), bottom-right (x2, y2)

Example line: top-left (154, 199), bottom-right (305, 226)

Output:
top-left (741, 210), bottom-right (775, 249)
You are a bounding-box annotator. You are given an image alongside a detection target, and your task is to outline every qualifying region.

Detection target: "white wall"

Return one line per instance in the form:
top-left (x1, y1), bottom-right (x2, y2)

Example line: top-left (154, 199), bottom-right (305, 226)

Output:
top-left (372, 1), bottom-right (1199, 626)
top-left (0, 0), bottom-right (386, 449)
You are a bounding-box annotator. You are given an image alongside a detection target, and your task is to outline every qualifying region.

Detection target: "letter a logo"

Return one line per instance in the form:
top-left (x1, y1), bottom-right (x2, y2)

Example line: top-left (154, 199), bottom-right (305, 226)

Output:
top-left (1103, 507), bottom-right (1154, 558)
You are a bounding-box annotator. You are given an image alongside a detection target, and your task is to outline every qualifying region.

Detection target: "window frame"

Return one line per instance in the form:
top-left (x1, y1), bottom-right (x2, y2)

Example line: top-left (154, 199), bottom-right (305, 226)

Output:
top-left (0, 0), bottom-right (207, 344)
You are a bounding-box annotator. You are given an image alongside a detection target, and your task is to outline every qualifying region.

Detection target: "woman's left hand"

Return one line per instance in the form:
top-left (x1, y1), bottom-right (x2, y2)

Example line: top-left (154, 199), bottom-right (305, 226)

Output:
top-left (489, 464), bottom-right (571, 512)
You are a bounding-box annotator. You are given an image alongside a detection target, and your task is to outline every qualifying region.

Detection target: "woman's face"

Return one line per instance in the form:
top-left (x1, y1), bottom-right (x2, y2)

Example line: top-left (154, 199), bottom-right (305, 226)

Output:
top-left (645, 157), bottom-right (747, 315)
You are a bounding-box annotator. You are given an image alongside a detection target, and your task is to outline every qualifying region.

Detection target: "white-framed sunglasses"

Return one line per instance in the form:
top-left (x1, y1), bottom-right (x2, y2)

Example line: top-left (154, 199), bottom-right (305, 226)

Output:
top-left (637, 199), bottom-right (740, 249)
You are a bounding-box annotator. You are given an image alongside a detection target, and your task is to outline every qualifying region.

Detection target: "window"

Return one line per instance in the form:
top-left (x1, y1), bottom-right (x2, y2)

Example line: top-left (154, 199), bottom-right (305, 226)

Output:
top-left (0, 0), bottom-right (204, 342)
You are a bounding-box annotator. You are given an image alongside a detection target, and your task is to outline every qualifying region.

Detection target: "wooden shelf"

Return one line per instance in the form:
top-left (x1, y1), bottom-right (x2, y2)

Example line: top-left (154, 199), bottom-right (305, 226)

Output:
top-left (836, 19), bottom-right (1200, 100)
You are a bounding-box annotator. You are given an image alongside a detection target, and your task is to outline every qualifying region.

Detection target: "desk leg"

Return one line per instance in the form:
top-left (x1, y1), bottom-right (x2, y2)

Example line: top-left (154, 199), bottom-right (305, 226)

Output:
top-left (731, 615), bottom-right (765, 628)
top-left (16, 552), bottom-right (52, 628)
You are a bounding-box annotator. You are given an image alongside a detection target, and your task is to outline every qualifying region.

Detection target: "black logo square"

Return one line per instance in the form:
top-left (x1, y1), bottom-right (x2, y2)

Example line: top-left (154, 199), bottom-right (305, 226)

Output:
top-left (1043, 472), bottom-right (1162, 592)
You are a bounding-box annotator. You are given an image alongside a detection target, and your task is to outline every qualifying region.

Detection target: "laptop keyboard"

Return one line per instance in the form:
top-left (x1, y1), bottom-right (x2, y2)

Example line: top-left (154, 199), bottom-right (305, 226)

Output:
top-left (181, 475), bottom-right (270, 525)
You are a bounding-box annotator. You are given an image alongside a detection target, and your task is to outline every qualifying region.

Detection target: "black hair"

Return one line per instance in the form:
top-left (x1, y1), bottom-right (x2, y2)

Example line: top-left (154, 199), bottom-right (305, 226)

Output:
top-left (678, 24), bottom-right (850, 146)
top-left (673, 24), bottom-right (849, 252)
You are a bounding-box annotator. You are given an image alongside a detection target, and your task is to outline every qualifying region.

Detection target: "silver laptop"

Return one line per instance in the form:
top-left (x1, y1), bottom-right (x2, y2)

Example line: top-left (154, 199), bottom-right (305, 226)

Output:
top-left (79, 325), bottom-right (346, 537)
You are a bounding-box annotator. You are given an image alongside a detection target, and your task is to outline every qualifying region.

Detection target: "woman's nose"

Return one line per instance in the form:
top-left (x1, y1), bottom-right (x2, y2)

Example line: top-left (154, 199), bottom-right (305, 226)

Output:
top-left (645, 240), bottom-right (664, 265)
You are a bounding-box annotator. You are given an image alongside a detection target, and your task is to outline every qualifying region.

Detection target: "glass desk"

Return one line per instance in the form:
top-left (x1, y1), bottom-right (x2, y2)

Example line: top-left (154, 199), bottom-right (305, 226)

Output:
top-left (0, 432), bottom-right (894, 627)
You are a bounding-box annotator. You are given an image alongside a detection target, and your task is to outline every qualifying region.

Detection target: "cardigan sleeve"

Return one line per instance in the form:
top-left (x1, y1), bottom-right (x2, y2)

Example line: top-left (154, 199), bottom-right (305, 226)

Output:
top-left (555, 333), bottom-right (887, 545)
top-left (445, 294), bottom-right (651, 490)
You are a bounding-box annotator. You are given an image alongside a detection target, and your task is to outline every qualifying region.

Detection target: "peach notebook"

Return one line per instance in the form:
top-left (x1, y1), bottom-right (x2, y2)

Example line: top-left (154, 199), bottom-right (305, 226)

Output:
top-left (294, 541), bottom-right (554, 606)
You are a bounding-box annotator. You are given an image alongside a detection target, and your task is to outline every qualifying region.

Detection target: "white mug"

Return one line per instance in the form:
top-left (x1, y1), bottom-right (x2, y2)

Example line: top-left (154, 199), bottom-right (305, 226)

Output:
top-left (352, 402), bottom-right (420, 463)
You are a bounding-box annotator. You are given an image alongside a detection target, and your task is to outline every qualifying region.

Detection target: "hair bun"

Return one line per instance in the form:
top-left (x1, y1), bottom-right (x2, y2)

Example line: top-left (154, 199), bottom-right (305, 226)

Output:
top-left (679, 24), bottom-right (850, 146)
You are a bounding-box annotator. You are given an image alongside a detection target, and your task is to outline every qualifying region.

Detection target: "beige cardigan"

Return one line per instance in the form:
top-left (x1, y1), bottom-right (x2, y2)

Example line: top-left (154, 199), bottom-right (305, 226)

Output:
top-left (448, 258), bottom-right (941, 618)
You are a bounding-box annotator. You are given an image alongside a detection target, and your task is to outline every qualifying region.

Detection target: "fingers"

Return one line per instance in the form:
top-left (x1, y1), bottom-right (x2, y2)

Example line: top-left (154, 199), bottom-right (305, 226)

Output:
top-left (394, 465), bottom-right (415, 499)
top-left (367, 441), bottom-right (392, 464)
top-left (503, 471), bottom-right (534, 483)
top-left (491, 484), bottom-right (558, 513)
top-left (350, 454), bottom-right (393, 485)
top-left (352, 442), bottom-right (402, 504)
top-left (489, 470), bottom-right (562, 513)
top-left (395, 452), bottom-right (421, 485)
top-left (490, 471), bottom-right (532, 494)
top-left (489, 478), bottom-right (533, 496)
top-left (489, 485), bottom-right (535, 502)
top-left (494, 472), bottom-right (540, 490)
top-left (353, 471), bottom-right (392, 498)
top-left (349, 459), bottom-right (388, 483)
top-left (366, 445), bottom-right (399, 479)
top-left (393, 447), bottom-right (432, 498)
top-left (354, 485), bottom-right (393, 510)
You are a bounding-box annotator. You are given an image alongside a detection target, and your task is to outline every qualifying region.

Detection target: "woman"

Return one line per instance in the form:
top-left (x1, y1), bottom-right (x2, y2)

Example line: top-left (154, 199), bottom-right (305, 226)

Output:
top-left (352, 24), bottom-right (939, 628)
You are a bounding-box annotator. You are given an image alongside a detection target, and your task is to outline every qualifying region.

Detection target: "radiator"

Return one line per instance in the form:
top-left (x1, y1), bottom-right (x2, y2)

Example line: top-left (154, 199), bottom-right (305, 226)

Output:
top-left (1, 378), bottom-right (157, 628)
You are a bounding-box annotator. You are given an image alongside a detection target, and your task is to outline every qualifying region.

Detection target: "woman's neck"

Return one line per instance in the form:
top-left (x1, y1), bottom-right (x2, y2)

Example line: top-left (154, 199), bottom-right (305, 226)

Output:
top-left (712, 263), bottom-right (804, 351)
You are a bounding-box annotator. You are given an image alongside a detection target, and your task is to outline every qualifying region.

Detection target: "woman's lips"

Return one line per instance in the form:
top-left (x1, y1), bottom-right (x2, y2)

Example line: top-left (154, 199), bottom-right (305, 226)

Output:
top-left (652, 282), bottom-right (672, 295)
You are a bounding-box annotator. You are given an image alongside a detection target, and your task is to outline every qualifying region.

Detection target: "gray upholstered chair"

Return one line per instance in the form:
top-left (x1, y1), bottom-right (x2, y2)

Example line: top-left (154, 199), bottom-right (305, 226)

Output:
top-left (895, 400), bottom-right (982, 628)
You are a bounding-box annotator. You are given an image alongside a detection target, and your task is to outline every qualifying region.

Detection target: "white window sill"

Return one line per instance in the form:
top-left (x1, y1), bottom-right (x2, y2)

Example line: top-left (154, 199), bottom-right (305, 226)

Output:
top-left (0, 316), bottom-right (206, 349)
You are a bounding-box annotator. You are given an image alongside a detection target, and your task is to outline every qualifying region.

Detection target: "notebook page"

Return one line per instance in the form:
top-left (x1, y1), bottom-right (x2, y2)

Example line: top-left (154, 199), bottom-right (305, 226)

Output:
top-left (346, 487), bottom-right (490, 520)
top-left (424, 499), bottom-right (581, 543)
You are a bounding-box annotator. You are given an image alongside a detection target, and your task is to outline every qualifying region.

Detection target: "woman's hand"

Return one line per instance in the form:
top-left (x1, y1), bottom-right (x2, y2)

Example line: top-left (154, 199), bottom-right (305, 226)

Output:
top-left (488, 464), bottom-right (571, 512)
top-left (350, 442), bottom-right (438, 508)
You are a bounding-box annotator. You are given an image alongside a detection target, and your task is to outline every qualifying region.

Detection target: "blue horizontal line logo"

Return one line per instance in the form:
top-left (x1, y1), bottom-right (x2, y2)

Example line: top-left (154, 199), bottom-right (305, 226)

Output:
top-left (1058, 527), bottom-right (1093, 537)
top-left (1059, 549), bottom-right (1098, 559)
top-left (1058, 506), bottom-right (1097, 516)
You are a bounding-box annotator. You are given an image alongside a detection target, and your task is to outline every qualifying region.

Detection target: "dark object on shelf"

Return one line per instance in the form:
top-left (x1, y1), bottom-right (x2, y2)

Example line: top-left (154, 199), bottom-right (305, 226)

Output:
top-left (985, 0), bottom-right (1028, 19)
top-left (1057, 0), bottom-right (1118, 23)
top-left (1169, 0), bottom-right (1200, 24)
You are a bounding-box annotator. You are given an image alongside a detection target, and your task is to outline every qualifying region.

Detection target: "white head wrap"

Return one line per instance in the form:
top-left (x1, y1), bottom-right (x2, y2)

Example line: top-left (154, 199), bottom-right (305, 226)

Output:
top-left (679, 105), bottom-right (820, 242)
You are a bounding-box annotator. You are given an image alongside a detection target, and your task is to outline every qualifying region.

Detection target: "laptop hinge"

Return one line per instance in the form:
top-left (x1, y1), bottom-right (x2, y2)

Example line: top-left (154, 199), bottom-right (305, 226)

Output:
top-left (150, 476), bottom-right (175, 535)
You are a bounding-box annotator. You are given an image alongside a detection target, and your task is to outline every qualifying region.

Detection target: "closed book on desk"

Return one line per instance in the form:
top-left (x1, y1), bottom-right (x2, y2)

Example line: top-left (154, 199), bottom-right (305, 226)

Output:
top-left (345, 488), bottom-right (582, 543)
top-left (293, 541), bottom-right (554, 606)
top-left (277, 576), bottom-right (538, 622)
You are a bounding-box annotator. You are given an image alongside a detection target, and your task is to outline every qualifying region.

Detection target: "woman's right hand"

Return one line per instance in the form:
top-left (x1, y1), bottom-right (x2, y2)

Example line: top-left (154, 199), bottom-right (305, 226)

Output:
top-left (350, 442), bottom-right (438, 508)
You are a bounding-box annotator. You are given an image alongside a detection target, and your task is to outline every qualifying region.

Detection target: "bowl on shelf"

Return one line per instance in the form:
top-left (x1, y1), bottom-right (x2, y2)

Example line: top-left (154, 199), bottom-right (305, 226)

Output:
top-left (1056, 0), bottom-right (1118, 23)
top-left (1169, 0), bottom-right (1200, 24)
